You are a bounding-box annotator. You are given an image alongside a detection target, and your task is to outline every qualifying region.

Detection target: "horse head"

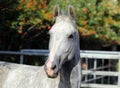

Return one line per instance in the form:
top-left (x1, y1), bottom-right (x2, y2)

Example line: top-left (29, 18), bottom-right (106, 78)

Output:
top-left (44, 5), bottom-right (79, 78)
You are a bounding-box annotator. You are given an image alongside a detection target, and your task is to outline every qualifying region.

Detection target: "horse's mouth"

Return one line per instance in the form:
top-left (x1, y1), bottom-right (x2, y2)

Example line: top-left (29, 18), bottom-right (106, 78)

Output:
top-left (47, 72), bottom-right (58, 78)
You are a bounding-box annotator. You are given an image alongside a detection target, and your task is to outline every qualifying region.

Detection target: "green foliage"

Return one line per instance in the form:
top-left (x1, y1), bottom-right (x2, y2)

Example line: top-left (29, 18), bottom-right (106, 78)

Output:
top-left (11, 0), bottom-right (52, 34)
top-left (0, 0), bottom-right (51, 50)
top-left (48, 0), bottom-right (120, 46)
top-left (1, 0), bottom-right (120, 50)
top-left (76, 0), bottom-right (120, 45)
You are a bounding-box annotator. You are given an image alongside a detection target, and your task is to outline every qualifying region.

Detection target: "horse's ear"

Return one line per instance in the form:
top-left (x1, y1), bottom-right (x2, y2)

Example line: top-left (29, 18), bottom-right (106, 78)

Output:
top-left (68, 5), bottom-right (75, 19)
top-left (53, 5), bottom-right (61, 18)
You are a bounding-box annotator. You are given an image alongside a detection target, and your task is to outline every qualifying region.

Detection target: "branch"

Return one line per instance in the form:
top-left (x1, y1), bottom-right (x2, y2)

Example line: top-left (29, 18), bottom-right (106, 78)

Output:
top-left (29, 29), bottom-right (46, 40)
top-left (21, 24), bottom-right (37, 40)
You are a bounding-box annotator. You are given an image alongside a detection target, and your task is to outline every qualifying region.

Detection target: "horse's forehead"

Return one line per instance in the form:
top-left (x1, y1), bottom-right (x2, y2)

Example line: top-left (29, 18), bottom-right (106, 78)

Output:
top-left (50, 21), bottom-right (76, 35)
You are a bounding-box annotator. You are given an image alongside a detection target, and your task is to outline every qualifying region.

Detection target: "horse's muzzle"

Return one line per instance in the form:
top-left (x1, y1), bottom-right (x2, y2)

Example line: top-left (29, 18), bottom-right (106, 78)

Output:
top-left (44, 63), bottom-right (59, 78)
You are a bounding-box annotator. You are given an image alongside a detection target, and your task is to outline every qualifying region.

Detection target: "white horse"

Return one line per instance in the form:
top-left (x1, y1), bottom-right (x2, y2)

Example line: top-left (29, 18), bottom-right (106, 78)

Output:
top-left (0, 5), bottom-right (81, 88)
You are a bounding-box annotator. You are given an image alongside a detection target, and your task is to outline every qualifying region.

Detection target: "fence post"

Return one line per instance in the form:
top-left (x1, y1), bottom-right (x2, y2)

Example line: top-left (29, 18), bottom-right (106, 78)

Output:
top-left (94, 59), bottom-right (97, 83)
top-left (85, 57), bottom-right (88, 82)
top-left (118, 54), bottom-right (120, 87)
top-left (20, 50), bottom-right (24, 64)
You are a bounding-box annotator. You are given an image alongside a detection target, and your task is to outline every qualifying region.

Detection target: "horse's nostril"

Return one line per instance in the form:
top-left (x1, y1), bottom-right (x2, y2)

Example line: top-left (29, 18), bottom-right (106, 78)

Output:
top-left (51, 64), bottom-right (56, 70)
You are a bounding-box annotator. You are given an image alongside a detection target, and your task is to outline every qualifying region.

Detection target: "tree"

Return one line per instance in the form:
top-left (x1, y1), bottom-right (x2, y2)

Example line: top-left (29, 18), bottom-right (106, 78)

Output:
top-left (48, 0), bottom-right (120, 49)
top-left (1, 0), bottom-right (120, 50)
top-left (0, 0), bottom-right (53, 51)
top-left (75, 0), bottom-right (120, 49)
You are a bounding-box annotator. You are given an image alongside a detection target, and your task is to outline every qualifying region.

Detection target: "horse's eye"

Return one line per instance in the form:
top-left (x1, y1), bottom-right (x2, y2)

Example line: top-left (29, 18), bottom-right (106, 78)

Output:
top-left (68, 34), bottom-right (73, 39)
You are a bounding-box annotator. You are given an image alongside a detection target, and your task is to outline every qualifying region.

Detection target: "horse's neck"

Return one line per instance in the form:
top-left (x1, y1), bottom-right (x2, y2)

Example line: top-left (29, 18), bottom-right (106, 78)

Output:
top-left (59, 51), bottom-right (81, 88)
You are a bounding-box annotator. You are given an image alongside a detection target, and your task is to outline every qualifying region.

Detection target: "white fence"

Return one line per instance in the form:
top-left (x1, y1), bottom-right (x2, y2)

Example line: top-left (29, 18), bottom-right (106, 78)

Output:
top-left (0, 49), bottom-right (120, 88)
top-left (81, 50), bottom-right (120, 88)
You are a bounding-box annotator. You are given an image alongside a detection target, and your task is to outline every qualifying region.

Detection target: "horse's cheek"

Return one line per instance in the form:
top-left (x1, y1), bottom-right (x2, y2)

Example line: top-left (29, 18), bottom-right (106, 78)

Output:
top-left (68, 47), bottom-right (75, 60)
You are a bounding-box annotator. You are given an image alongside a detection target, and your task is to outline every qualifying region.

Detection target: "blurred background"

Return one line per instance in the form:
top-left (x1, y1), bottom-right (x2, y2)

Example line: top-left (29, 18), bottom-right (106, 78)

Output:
top-left (0, 0), bottom-right (120, 64)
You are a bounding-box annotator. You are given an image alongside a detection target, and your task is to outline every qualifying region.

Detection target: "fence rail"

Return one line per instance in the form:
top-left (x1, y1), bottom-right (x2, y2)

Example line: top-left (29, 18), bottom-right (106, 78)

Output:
top-left (0, 49), bottom-right (120, 88)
